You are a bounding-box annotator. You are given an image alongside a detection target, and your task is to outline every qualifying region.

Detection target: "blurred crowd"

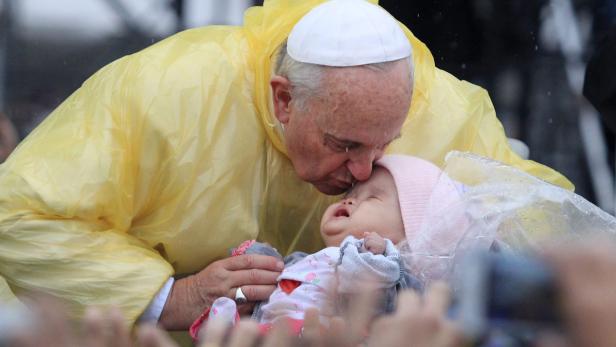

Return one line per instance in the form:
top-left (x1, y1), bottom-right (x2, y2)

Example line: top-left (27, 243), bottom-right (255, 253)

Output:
top-left (3, 239), bottom-right (616, 347)
top-left (0, 111), bottom-right (17, 162)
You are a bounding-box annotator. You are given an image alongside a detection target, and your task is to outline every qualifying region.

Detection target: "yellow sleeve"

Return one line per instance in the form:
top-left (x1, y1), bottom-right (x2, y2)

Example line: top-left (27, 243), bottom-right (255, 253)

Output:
top-left (0, 55), bottom-right (174, 325)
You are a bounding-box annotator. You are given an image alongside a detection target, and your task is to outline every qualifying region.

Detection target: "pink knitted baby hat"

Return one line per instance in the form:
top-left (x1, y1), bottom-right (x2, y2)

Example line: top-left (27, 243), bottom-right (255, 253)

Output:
top-left (376, 154), bottom-right (464, 243)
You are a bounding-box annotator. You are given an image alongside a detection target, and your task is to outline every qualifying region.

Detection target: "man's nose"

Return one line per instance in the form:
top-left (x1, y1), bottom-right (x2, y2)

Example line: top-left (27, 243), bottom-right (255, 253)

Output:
top-left (346, 149), bottom-right (378, 181)
top-left (374, 148), bottom-right (385, 161)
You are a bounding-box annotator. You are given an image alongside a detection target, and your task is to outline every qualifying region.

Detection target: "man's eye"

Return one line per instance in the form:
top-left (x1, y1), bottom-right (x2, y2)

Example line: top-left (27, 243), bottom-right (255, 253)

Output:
top-left (331, 143), bottom-right (348, 152)
top-left (324, 139), bottom-right (349, 152)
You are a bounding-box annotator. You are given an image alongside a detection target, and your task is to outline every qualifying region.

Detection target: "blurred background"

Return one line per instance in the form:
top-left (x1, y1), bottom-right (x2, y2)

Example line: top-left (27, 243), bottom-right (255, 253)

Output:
top-left (0, 0), bottom-right (614, 214)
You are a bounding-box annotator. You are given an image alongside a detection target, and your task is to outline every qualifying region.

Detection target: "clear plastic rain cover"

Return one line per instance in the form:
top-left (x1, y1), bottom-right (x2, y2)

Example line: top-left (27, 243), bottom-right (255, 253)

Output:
top-left (399, 151), bottom-right (616, 285)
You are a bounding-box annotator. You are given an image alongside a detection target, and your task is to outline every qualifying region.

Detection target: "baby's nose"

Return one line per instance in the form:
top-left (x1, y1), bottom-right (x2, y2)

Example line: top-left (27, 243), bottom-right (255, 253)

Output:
top-left (342, 198), bottom-right (355, 205)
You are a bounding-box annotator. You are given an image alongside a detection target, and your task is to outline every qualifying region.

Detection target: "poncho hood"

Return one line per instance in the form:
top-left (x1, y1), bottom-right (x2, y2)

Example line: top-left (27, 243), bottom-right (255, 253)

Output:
top-left (242, 0), bottom-right (436, 157)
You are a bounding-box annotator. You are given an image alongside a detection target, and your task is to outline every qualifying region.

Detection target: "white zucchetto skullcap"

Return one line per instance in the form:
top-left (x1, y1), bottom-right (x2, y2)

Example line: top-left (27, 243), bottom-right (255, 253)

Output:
top-left (287, 0), bottom-right (412, 67)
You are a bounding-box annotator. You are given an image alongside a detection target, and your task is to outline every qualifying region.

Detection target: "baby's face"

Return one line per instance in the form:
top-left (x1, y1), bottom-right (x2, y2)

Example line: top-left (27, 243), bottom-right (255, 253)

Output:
top-left (320, 167), bottom-right (405, 247)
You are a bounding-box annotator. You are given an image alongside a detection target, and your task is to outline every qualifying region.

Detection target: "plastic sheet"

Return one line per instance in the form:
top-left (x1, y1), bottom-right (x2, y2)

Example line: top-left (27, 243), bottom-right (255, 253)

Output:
top-left (402, 151), bottom-right (616, 285)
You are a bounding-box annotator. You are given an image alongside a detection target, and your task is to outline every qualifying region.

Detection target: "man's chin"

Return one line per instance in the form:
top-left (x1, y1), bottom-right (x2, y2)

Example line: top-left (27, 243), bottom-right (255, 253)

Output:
top-left (313, 182), bottom-right (348, 195)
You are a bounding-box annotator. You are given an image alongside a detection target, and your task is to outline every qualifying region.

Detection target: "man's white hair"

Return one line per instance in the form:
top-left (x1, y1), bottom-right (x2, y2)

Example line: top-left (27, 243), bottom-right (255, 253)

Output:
top-left (275, 41), bottom-right (414, 111)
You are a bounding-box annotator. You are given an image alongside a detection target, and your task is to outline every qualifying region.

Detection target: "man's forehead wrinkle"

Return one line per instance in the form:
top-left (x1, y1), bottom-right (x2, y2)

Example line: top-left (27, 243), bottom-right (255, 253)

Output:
top-left (324, 127), bottom-right (395, 148)
top-left (312, 64), bottom-right (410, 148)
top-left (322, 119), bottom-right (401, 148)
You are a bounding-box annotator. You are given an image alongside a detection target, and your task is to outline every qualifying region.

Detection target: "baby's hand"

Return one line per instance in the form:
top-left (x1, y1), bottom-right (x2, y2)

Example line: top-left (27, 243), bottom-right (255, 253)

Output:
top-left (363, 232), bottom-right (387, 254)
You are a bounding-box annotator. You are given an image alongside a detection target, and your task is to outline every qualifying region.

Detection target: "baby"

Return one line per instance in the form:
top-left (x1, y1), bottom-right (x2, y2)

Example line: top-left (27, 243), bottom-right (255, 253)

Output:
top-left (190, 155), bottom-right (465, 338)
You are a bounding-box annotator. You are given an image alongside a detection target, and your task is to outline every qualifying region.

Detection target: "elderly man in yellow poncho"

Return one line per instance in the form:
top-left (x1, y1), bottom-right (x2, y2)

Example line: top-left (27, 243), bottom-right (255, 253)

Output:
top-left (0, 0), bottom-right (572, 330)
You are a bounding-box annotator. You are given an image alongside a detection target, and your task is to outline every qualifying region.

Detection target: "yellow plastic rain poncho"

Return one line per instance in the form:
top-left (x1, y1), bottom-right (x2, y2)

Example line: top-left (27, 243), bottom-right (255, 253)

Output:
top-left (0, 0), bottom-right (572, 324)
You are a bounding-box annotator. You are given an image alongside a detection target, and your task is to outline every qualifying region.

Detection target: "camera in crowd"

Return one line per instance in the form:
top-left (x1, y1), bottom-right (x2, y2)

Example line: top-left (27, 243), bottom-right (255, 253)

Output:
top-left (454, 251), bottom-right (563, 346)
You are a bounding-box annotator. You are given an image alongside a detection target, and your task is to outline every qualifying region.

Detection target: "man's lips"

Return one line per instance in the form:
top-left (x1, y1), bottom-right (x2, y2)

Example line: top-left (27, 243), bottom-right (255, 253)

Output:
top-left (332, 178), bottom-right (353, 190)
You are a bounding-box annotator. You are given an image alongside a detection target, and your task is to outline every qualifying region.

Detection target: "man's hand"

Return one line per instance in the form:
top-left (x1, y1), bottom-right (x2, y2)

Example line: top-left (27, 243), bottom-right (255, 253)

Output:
top-left (159, 254), bottom-right (284, 330)
top-left (363, 232), bottom-right (387, 254)
top-left (543, 239), bottom-right (616, 347)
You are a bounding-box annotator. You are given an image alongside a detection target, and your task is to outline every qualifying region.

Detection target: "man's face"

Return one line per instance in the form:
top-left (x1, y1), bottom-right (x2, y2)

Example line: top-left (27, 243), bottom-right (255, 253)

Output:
top-left (271, 60), bottom-right (412, 195)
top-left (320, 167), bottom-right (405, 247)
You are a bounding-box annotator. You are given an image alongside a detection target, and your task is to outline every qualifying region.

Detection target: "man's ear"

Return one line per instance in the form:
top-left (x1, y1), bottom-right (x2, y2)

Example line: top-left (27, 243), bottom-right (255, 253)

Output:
top-left (270, 75), bottom-right (292, 125)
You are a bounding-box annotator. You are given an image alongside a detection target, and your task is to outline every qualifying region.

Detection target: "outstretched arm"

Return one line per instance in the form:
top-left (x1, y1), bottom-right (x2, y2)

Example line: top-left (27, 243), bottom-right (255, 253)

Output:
top-left (0, 56), bottom-right (176, 325)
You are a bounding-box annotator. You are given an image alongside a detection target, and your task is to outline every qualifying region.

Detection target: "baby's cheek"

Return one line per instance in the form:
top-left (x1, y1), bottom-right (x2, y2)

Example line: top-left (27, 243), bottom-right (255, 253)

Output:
top-left (349, 229), bottom-right (366, 240)
top-left (390, 229), bottom-right (405, 243)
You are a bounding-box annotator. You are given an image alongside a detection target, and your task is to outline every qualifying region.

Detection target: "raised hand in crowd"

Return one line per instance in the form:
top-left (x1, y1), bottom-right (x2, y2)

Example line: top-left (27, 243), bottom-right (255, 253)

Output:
top-left (542, 238), bottom-right (616, 347)
top-left (0, 297), bottom-right (177, 347)
top-left (196, 282), bottom-right (463, 347)
top-left (367, 282), bottom-right (463, 347)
